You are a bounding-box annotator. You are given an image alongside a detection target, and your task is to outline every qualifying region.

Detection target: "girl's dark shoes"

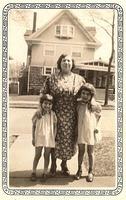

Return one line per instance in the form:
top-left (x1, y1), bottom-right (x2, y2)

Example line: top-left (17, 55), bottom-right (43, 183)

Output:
top-left (74, 169), bottom-right (82, 180)
top-left (62, 167), bottom-right (70, 176)
top-left (30, 172), bottom-right (37, 181)
top-left (86, 173), bottom-right (94, 182)
top-left (49, 165), bottom-right (57, 176)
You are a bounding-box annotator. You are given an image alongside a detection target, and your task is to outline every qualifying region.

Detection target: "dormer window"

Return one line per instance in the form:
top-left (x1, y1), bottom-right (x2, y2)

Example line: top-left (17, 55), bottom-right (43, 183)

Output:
top-left (55, 25), bottom-right (74, 38)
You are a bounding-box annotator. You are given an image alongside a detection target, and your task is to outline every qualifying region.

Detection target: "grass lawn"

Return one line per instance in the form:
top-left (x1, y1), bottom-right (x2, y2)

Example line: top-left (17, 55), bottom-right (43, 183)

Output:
top-left (84, 137), bottom-right (115, 176)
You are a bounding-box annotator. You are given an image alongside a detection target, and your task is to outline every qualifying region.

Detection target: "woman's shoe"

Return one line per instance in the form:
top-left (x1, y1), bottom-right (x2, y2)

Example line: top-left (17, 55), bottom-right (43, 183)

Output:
top-left (30, 172), bottom-right (37, 181)
top-left (74, 169), bottom-right (82, 180)
top-left (40, 173), bottom-right (47, 182)
top-left (62, 167), bottom-right (70, 176)
top-left (86, 173), bottom-right (94, 182)
top-left (61, 163), bottom-right (70, 176)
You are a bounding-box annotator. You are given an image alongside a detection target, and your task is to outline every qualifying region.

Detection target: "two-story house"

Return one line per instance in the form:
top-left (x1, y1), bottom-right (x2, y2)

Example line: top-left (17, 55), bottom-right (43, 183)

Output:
top-left (24, 10), bottom-right (114, 94)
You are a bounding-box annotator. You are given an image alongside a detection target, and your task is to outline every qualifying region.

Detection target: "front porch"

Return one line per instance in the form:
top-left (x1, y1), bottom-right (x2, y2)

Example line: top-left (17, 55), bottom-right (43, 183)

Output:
top-left (75, 60), bottom-right (115, 89)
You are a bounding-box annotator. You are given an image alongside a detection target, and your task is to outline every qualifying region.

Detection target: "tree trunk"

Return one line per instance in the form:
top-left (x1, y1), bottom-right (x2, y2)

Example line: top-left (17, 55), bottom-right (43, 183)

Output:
top-left (104, 11), bottom-right (115, 106)
top-left (104, 54), bottom-right (113, 105)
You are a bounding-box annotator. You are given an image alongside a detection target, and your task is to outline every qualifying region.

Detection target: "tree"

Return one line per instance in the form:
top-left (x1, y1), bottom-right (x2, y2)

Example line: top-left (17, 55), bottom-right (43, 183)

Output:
top-left (90, 10), bottom-right (115, 106)
top-left (104, 11), bottom-right (115, 106)
top-left (9, 10), bottom-right (32, 28)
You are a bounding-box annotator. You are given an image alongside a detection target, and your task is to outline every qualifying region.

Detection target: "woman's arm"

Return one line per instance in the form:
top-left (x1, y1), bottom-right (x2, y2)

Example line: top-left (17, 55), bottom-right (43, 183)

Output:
top-left (53, 112), bottom-right (57, 138)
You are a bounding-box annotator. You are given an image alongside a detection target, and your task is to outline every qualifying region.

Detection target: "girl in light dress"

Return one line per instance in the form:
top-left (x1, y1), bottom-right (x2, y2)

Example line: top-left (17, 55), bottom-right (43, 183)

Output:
top-left (75, 83), bottom-right (102, 182)
top-left (31, 94), bottom-right (57, 182)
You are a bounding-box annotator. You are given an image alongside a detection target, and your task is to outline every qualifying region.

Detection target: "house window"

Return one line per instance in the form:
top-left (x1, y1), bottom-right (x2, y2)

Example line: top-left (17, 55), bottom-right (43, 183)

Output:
top-left (72, 52), bottom-right (81, 57)
top-left (42, 66), bottom-right (56, 76)
top-left (56, 25), bottom-right (61, 35)
top-left (44, 45), bottom-right (54, 56)
top-left (55, 25), bottom-right (74, 38)
top-left (70, 26), bottom-right (74, 37)
top-left (45, 67), bottom-right (52, 75)
top-left (72, 47), bottom-right (82, 58)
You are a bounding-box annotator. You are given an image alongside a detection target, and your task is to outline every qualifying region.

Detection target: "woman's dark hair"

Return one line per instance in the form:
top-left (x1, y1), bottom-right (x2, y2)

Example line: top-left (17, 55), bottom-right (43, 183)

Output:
top-left (57, 54), bottom-right (75, 71)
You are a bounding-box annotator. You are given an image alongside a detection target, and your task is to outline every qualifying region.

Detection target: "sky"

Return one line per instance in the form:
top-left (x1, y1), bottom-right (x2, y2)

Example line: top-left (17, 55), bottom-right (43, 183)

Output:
top-left (8, 9), bottom-right (116, 65)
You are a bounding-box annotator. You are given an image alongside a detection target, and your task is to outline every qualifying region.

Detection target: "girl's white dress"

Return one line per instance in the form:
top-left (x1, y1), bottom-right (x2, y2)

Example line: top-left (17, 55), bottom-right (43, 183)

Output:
top-left (77, 102), bottom-right (101, 145)
top-left (32, 110), bottom-right (57, 147)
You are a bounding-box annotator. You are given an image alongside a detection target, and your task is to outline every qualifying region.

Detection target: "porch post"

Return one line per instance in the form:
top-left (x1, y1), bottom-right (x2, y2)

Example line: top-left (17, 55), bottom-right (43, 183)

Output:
top-left (93, 71), bottom-right (97, 87)
top-left (27, 65), bottom-right (30, 94)
top-left (112, 74), bottom-right (115, 87)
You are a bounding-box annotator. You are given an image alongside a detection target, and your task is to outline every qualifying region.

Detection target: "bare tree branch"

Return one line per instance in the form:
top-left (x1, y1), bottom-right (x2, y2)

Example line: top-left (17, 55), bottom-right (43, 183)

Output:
top-left (90, 13), bottom-right (112, 38)
top-left (89, 10), bottom-right (113, 26)
top-left (9, 10), bottom-right (31, 28)
top-left (98, 17), bottom-right (112, 26)
top-left (89, 10), bottom-right (115, 106)
top-left (104, 10), bottom-right (115, 106)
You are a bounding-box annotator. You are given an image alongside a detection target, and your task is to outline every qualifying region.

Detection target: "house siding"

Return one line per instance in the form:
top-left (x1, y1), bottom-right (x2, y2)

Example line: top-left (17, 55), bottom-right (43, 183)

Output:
top-left (31, 44), bottom-right (44, 65)
top-left (31, 44), bottom-right (95, 67)
top-left (37, 14), bottom-right (90, 44)
top-left (26, 11), bottom-right (99, 94)
top-left (30, 13), bottom-right (96, 67)
top-left (82, 47), bottom-right (94, 60)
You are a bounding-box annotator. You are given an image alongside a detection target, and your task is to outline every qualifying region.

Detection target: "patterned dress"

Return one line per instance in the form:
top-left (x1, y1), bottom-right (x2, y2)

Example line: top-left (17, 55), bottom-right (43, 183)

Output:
top-left (40, 72), bottom-right (85, 160)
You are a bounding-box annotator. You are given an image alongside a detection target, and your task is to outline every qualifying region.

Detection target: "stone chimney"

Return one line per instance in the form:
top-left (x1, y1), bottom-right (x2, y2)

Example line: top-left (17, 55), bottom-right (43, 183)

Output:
top-left (32, 12), bottom-right (37, 33)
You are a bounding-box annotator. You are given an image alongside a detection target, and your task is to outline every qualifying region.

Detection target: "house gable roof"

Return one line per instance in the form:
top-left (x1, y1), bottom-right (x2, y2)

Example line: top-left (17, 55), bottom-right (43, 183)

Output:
top-left (26, 10), bottom-right (100, 46)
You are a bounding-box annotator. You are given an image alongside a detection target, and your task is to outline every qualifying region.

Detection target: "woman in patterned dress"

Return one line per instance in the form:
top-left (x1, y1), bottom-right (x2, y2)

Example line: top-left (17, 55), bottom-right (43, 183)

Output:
top-left (40, 54), bottom-right (85, 176)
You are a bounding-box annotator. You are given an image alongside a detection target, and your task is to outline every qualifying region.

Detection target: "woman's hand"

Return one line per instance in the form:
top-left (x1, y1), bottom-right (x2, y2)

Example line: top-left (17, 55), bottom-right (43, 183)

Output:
top-left (94, 129), bottom-right (99, 134)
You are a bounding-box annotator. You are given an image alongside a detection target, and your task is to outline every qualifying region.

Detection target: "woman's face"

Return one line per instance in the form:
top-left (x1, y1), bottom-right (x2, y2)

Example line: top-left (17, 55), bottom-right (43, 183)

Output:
top-left (80, 89), bottom-right (92, 103)
top-left (60, 55), bottom-right (73, 74)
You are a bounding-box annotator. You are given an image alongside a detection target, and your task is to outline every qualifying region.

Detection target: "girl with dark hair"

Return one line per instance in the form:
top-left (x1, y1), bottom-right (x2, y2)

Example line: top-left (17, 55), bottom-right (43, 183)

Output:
top-left (40, 54), bottom-right (85, 176)
top-left (31, 94), bottom-right (57, 182)
top-left (74, 83), bottom-right (102, 182)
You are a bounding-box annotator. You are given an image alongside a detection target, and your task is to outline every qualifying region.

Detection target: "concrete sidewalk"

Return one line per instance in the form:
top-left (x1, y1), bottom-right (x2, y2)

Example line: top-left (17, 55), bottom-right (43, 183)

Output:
top-left (9, 100), bottom-right (39, 108)
top-left (9, 134), bottom-right (115, 188)
top-left (9, 99), bottom-right (115, 109)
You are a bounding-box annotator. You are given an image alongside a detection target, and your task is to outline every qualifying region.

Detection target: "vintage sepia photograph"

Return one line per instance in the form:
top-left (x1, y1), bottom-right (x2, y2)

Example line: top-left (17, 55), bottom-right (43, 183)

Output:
top-left (2, 2), bottom-right (123, 196)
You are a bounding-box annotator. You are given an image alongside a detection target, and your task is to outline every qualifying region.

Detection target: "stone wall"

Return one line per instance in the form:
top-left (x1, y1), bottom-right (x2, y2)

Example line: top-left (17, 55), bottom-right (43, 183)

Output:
top-left (29, 66), bottom-right (46, 94)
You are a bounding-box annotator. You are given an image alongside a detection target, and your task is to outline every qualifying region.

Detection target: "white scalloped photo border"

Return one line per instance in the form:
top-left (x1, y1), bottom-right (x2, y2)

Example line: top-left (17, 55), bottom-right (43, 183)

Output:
top-left (2, 3), bottom-right (123, 196)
